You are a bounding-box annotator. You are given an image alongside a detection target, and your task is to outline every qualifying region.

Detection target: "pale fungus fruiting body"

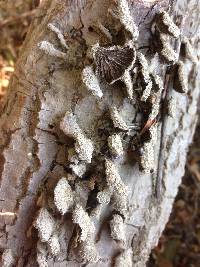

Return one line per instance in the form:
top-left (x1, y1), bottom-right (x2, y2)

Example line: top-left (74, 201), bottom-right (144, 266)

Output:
top-left (34, 208), bottom-right (56, 243)
top-left (156, 11), bottom-right (180, 38)
top-left (82, 66), bottom-right (103, 98)
top-left (110, 214), bottom-right (126, 242)
top-left (110, 106), bottom-right (129, 131)
top-left (117, 0), bottom-right (139, 40)
top-left (108, 133), bottom-right (124, 157)
top-left (173, 61), bottom-right (188, 93)
top-left (54, 177), bottom-right (74, 215)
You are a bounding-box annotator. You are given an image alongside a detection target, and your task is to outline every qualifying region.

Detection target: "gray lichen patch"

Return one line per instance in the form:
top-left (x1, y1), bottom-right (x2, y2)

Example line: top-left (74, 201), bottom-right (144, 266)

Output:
top-left (108, 133), bottom-right (124, 157)
top-left (110, 214), bottom-right (126, 242)
top-left (110, 106), bottom-right (129, 131)
top-left (82, 66), bottom-right (103, 98)
top-left (72, 204), bottom-right (95, 242)
top-left (34, 208), bottom-right (56, 243)
top-left (54, 177), bottom-right (74, 215)
top-left (156, 11), bottom-right (180, 38)
top-left (2, 249), bottom-right (15, 267)
top-left (60, 112), bottom-right (94, 163)
top-left (38, 41), bottom-right (67, 59)
top-left (116, 0), bottom-right (139, 41)
top-left (173, 61), bottom-right (188, 93)
top-left (115, 248), bottom-right (133, 267)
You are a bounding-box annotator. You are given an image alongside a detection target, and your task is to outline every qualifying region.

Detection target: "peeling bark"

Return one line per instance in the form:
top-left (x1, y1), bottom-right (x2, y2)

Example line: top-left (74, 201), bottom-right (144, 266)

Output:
top-left (0, 0), bottom-right (199, 266)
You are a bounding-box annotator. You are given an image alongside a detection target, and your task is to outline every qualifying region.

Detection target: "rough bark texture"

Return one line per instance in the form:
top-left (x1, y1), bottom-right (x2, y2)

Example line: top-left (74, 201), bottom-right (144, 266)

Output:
top-left (0, 0), bottom-right (199, 266)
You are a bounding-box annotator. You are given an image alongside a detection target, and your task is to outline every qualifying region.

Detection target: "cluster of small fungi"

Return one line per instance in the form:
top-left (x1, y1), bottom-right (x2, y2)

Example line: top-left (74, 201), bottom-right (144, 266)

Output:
top-left (33, 0), bottom-right (196, 265)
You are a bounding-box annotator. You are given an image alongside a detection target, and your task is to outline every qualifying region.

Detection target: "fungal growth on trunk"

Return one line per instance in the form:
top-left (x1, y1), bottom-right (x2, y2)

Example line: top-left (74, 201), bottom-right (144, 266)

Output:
top-left (1, 0), bottom-right (197, 266)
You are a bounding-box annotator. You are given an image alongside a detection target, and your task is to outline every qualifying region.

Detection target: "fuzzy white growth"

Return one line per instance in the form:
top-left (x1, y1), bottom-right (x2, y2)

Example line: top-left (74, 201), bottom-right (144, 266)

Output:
top-left (152, 73), bottom-right (164, 93)
top-left (174, 61), bottom-right (188, 93)
top-left (2, 249), bottom-right (15, 267)
top-left (117, 0), bottom-right (139, 40)
top-left (182, 37), bottom-right (197, 62)
top-left (110, 214), bottom-right (126, 242)
top-left (48, 233), bottom-right (60, 256)
top-left (160, 34), bottom-right (178, 63)
top-left (149, 124), bottom-right (158, 144)
top-left (137, 52), bottom-right (153, 101)
top-left (37, 242), bottom-right (48, 267)
top-left (60, 112), bottom-right (94, 163)
top-left (72, 204), bottom-right (95, 242)
top-left (105, 159), bottom-right (128, 215)
top-left (108, 133), bottom-right (124, 157)
top-left (34, 208), bottom-right (56, 242)
top-left (82, 66), bottom-right (103, 98)
top-left (97, 188), bottom-right (111, 204)
top-left (115, 249), bottom-right (133, 267)
top-left (158, 11), bottom-right (180, 38)
top-left (110, 106), bottom-right (129, 131)
top-left (167, 97), bottom-right (176, 117)
top-left (122, 69), bottom-right (134, 99)
top-left (38, 41), bottom-right (67, 59)
top-left (54, 177), bottom-right (74, 215)
top-left (48, 23), bottom-right (69, 49)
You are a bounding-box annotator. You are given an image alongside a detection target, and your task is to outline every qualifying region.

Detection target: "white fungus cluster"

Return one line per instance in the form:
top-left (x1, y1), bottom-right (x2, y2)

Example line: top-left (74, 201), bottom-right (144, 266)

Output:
top-left (122, 69), bottom-right (135, 100)
top-left (108, 133), bottom-right (124, 157)
top-left (117, 0), bottom-right (139, 40)
top-left (60, 112), bottom-right (94, 164)
top-left (54, 177), bottom-right (74, 215)
top-left (110, 214), bottom-right (126, 242)
top-left (174, 61), bottom-right (188, 93)
top-left (82, 66), bottom-right (103, 98)
top-left (157, 11), bottom-right (180, 38)
top-left (105, 159), bottom-right (128, 215)
top-left (34, 208), bottom-right (60, 256)
top-left (2, 249), bottom-right (15, 267)
top-left (137, 52), bottom-right (153, 101)
top-left (110, 106), bottom-right (129, 131)
top-left (115, 249), bottom-right (133, 267)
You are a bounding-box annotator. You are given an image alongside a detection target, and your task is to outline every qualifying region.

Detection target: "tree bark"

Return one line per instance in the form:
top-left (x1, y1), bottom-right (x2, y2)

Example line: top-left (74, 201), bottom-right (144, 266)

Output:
top-left (0, 0), bottom-right (199, 266)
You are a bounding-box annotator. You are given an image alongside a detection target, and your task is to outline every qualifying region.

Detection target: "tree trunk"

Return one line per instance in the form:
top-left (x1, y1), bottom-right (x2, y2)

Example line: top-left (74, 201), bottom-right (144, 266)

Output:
top-left (0, 0), bottom-right (199, 266)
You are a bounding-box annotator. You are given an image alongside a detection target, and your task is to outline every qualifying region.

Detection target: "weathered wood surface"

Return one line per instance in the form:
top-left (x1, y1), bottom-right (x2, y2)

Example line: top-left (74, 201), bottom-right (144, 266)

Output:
top-left (0, 0), bottom-right (199, 266)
